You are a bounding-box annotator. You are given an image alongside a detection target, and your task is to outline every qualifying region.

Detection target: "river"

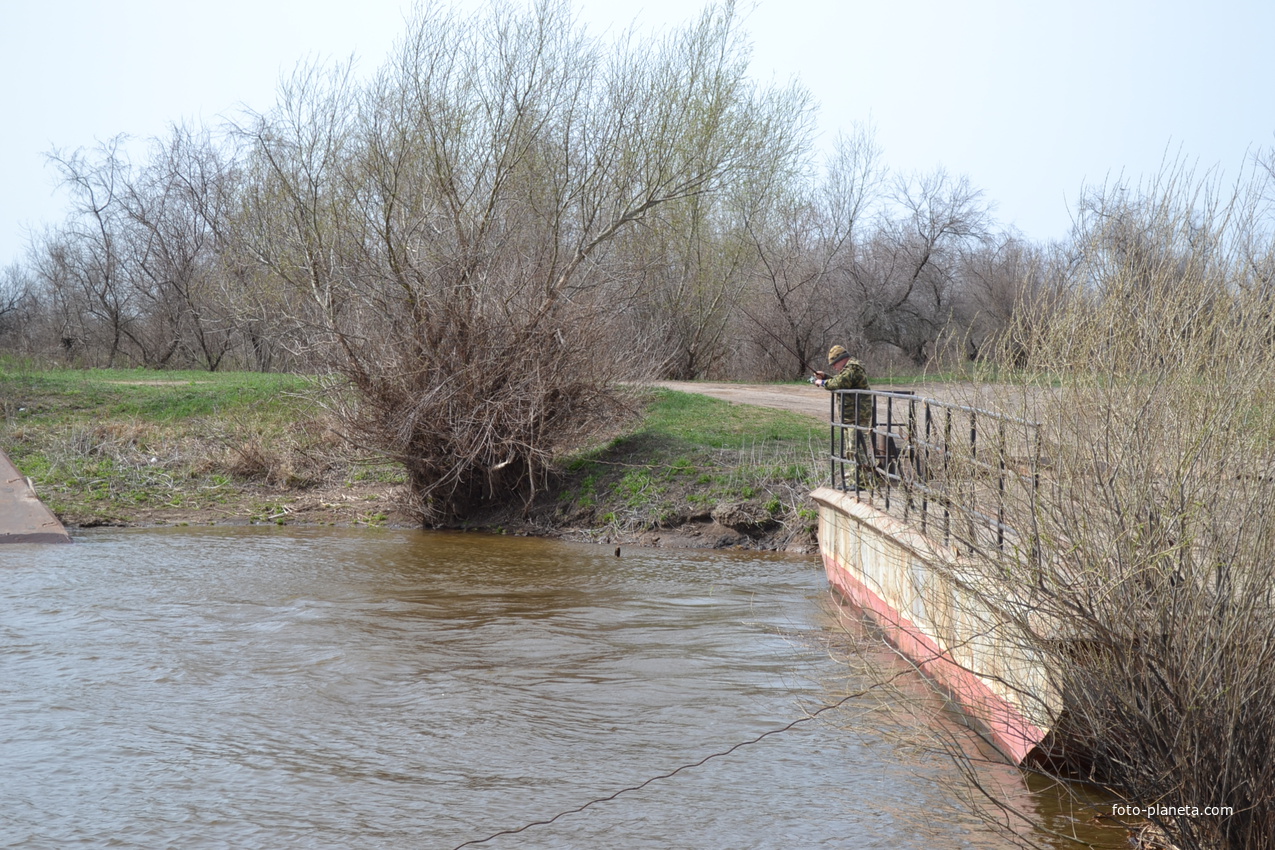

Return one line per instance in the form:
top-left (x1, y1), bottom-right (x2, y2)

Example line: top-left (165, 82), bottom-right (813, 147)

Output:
top-left (1, 527), bottom-right (1116, 848)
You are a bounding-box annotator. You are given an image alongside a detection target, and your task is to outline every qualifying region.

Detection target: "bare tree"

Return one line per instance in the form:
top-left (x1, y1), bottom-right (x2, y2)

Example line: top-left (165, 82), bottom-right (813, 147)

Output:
top-left (736, 127), bottom-right (882, 378)
top-left (623, 190), bottom-right (761, 379)
top-left (948, 235), bottom-right (1047, 364)
top-left (118, 126), bottom-right (241, 370)
top-left (0, 263), bottom-right (33, 350)
top-left (852, 169), bottom-right (991, 366)
top-left (0, 264), bottom-right (27, 323)
top-left (30, 130), bottom-right (247, 369)
top-left (41, 138), bottom-right (142, 366)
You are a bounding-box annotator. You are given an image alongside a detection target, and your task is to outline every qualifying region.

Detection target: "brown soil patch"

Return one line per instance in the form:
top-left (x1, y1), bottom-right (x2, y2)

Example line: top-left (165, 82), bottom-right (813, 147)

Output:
top-left (56, 476), bottom-right (410, 532)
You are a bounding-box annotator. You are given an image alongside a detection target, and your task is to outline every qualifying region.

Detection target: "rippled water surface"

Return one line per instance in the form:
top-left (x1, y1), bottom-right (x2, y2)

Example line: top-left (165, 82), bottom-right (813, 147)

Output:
top-left (1, 528), bottom-right (1104, 848)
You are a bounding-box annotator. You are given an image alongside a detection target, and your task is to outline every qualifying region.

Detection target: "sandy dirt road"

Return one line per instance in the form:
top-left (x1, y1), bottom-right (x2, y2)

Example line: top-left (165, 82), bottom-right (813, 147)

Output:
top-left (654, 381), bottom-right (832, 419)
top-left (653, 380), bottom-right (1026, 420)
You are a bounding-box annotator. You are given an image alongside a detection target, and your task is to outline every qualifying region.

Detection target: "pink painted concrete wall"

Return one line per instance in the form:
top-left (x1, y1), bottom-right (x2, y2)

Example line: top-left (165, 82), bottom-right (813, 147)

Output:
top-left (813, 487), bottom-right (1054, 764)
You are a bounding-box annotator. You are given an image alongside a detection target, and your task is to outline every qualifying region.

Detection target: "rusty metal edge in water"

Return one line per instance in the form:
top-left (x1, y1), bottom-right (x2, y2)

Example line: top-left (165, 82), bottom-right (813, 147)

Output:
top-left (0, 447), bottom-right (72, 544)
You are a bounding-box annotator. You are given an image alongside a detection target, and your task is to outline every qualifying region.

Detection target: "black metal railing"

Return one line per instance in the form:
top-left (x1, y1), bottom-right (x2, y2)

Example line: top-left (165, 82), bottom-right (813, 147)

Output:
top-left (828, 389), bottom-right (1042, 556)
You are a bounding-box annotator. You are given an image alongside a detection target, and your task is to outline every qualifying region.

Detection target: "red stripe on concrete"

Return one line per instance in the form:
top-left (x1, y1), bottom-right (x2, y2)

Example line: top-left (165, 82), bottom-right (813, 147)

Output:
top-left (822, 552), bottom-right (1044, 764)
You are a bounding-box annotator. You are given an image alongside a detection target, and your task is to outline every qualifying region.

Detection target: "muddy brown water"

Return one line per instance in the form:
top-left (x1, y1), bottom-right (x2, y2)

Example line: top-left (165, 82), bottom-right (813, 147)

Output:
top-left (1, 528), bottom-right (1118, 848)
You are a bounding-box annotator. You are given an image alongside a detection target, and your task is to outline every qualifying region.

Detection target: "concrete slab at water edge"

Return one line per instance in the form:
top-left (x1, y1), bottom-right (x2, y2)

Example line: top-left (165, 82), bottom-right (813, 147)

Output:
top-left (0, 448), bottom-right (72, 544)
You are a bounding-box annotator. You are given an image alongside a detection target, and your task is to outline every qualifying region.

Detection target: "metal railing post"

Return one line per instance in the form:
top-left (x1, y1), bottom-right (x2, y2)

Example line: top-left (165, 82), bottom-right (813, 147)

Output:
top-left (997, 419), bottom-right (1006, 552)
top-left (905, 395), bottom-right (917, 519)
top-left (883, 394), bottom-right (893, 511)
top-left (921, 400), bottom-right (932, 535)
top-left (852, 392), bottom-right (861, 499)
top-left (969, 409), bottom-right (977, 552)
top-left (829, 391), bottom-right (837, 490)
top-left (943, 408), bottom-right (952, 546)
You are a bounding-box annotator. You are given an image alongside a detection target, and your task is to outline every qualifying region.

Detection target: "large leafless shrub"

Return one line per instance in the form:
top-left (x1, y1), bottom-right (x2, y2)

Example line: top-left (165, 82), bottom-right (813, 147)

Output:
top-left (231, 0), bottom-right (810, 521)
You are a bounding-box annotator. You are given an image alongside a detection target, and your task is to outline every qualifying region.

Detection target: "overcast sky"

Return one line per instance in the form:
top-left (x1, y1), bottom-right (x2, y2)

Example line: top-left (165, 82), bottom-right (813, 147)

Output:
top-left (3, 0), bottom-right (1274, 266)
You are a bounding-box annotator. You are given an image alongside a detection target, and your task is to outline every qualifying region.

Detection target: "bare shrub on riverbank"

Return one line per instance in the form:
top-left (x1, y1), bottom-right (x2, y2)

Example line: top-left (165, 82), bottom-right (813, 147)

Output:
top-left (232, 1), bottom-right (809, 522)
top-left (932, 162), bottom-right (1275, 849)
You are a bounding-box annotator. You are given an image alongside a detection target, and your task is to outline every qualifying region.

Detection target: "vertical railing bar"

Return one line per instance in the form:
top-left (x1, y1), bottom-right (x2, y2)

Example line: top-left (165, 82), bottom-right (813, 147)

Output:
top-left (839, 393), bottom-right (848, 493)
top-left (829, 390), bottom-right (836, 490)
top-left (840, 392), bottom-right (846, 497)
top-left (997, 419), bottom-right (1006, 552)
top-left (944, 407), bottom-right (952, 547)
top-left (884, 394), bottom-right (893, 512)
top-left (969, 409), bottom-right (977, 554)
top-left (922, 400), bottom-right (931, 535)
top-left (904, 396), bottom-right (916, 519)
top-left (852, 392), bottom-right (860, 499)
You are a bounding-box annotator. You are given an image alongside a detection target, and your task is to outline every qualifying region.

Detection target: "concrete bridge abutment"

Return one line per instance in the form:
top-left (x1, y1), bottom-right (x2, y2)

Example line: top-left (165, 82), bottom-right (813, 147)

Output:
top-left (813, 486), bottom-right (1055, 764)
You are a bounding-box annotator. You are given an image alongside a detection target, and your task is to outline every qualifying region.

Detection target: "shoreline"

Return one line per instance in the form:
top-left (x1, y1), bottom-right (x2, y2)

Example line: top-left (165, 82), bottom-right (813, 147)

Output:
top-left (2, 369), bottom-right (824, 554)
top-left (51, 479), bottom-right (818, 554)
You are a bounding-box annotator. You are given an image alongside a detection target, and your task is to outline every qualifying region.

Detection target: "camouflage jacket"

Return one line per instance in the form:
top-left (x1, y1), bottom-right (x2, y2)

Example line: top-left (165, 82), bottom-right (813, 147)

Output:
top-left (823, 359), bottom-right (871, 425)
top-left (824, 359), bottom-right (869, 392)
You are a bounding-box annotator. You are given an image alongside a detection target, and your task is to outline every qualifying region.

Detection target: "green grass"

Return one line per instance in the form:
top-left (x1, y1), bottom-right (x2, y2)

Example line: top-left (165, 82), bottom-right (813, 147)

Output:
top-left (2, 364), bottom-right (829, 540)
top-left (877, 370), bottom-right (969, 385)
top-left (549, 388), bottom-right (825, 536)
top-left (0, 361), bottom-right (315, 424)
top-left (0, 362), bottom-right (380, 527)
top-left (634, 388), bottom-right (821, 449)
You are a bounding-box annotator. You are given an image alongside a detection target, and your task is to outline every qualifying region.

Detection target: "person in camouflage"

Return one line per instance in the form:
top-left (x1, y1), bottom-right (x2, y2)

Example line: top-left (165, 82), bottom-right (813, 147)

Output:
top-left (814, 345), bottom-right (874, 488)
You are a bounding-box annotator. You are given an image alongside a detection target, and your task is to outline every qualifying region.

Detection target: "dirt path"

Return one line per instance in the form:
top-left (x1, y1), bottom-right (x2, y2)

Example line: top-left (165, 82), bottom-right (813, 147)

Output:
top-left (653, 380), bottom-right (1018, 419)
top-left (654, 381), bottom-right (832, 419)
top-left (652, 379), bottom-right (1050, 425)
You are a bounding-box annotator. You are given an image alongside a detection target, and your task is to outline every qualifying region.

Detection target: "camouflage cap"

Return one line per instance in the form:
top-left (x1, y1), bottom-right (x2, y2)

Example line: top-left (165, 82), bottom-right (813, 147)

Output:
top-left (827, 344), bottom-right (849, 365)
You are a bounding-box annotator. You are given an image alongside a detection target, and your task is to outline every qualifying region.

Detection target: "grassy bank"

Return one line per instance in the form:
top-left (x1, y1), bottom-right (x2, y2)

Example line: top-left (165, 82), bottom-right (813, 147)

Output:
top-left (520, 388), bottom-right (825, 549)
top-left (0, 363), bottom-right (401, 528)
top-left (1, 363), bottom-right (826, 548)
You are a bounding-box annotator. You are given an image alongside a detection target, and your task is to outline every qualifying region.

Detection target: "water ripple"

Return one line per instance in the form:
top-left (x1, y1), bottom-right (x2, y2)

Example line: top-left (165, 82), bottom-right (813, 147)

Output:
top-left (0, 528), bottom-right (1087, 849)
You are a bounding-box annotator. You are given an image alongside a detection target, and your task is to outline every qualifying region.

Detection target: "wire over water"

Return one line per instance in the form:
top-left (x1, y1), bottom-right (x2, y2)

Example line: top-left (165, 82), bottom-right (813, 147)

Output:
top-left (449, 674), bottom-right (903, 849)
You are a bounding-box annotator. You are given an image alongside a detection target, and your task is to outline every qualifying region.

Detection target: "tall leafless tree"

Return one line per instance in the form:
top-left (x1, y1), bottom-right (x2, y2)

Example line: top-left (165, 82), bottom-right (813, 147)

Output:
top-left (735, 127), bottom-right (882, 378)
top-left (852, 169), bottom-right (991, 366)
